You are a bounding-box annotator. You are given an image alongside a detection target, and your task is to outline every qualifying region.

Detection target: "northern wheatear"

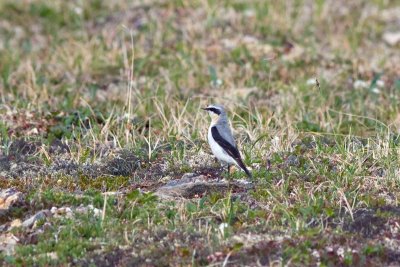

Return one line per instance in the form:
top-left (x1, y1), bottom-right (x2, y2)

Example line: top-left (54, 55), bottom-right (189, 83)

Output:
top-left (202, 104), bottom-right (252, 179)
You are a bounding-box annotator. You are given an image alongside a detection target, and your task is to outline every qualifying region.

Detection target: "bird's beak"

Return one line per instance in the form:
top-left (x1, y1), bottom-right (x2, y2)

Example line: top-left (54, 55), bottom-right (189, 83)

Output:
top-left (201, 107), bottom-right (208, 111)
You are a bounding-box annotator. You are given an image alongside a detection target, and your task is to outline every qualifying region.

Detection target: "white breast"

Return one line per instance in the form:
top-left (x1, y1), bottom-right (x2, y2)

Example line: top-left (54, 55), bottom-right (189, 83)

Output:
top-left (208, 126), bottom-right (237, 165)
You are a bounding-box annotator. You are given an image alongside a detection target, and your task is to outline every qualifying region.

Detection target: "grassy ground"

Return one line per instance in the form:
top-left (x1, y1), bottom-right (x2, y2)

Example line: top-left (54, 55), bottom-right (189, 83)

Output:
top-left (1, 0), bottom-right (400, 266)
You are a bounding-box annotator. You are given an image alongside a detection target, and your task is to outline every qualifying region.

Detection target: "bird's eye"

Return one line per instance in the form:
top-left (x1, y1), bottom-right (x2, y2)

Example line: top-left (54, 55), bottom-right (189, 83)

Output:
top-left (209, 108), bottom-right (221, 115)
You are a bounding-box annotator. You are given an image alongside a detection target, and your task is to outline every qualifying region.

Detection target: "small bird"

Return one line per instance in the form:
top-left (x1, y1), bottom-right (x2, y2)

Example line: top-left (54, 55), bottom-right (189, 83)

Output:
top-left (202, 104), bottom-right (252, 179)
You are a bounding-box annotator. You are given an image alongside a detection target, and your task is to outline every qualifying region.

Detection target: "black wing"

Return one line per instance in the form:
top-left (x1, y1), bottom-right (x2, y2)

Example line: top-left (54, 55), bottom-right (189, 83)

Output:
top-left (211, 126), bottom-right (252, 178)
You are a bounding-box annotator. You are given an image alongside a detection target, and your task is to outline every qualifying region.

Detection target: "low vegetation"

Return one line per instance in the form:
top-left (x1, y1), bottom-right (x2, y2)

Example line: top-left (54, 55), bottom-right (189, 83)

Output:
top-left (1, 0), bottom-right (400, 266)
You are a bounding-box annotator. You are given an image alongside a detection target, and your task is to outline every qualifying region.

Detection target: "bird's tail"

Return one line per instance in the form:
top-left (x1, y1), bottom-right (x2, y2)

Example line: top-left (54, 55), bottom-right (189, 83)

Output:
top-left (236, 158), bottom-right (252, 179)
top-left (243, 166), bottom-right (252, 179)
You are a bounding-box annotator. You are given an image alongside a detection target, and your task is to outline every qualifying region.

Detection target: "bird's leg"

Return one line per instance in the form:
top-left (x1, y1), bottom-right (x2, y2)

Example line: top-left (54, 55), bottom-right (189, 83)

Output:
top-left (227, 164), bottom-right (231, 177)
top-left (226, 164), bottom-right (233, 189)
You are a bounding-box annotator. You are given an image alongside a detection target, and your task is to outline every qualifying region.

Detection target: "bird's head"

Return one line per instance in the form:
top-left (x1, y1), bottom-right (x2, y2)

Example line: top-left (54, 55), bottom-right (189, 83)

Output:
top-left (202, 104), bottom-right (225, 122)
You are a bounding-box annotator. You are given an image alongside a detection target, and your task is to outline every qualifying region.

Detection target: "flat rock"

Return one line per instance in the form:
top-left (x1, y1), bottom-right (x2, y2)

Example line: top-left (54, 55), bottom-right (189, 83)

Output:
top-left (22, 210), bottom-right (51, 228)
top-left (156, 174), bottom-right (252, 199)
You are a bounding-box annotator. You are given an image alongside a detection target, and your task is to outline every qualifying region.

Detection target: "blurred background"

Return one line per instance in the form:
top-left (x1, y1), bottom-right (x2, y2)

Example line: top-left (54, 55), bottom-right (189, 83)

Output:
top-left (0, 0), bottom-right (399, 144)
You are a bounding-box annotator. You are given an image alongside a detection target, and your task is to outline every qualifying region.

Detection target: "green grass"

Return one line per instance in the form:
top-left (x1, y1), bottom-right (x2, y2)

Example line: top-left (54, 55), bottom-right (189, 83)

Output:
top-left (1, 0), bottom-right (400, 266)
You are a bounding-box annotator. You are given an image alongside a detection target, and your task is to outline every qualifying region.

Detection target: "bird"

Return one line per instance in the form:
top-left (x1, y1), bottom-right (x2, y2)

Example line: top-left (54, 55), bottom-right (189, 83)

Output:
top-left (202, 104), bottom-right (252, 179)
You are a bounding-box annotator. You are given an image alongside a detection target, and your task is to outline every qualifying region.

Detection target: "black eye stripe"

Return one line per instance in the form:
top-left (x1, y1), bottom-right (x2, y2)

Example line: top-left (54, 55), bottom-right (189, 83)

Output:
top-left (208, 108), bottom-right (221, 115)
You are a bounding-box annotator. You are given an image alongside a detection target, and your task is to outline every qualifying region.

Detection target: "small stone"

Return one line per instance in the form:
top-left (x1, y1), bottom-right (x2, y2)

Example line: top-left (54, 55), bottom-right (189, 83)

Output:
top-left (353, 80), bottom-right (369, 89)
top-left (312, 250), bottom-right (320, 259)
top-left (52, 207), bottom-right (74, 218)
top-left (383, 32), bottom-right (400, 46)
top-left (337, 247), bottom-right (345, 258)
top-left (0, 188), bottom-right (25, 215)
top-left (22, 210), bottom-right (50, 228)
top-left (86, 205), bottom-right (101, 216)
top-left (371, 87), bottom-right (380, 94)
top-left (376, 80), bottom-right (385, 88)
top-left (306, 78), bottom-right (317, 85)
top-left (76, 205), bottom-right (101, 217)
